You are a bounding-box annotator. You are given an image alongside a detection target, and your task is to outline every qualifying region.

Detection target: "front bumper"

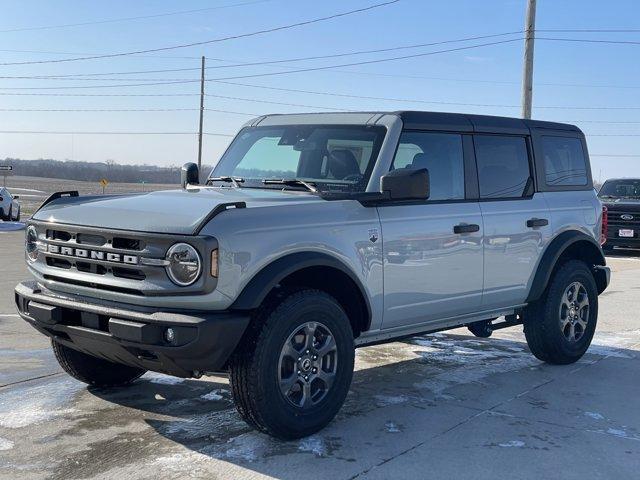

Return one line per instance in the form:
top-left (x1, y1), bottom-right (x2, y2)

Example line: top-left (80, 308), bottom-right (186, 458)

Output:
top-left (15, 281), bottom-right (250, 377)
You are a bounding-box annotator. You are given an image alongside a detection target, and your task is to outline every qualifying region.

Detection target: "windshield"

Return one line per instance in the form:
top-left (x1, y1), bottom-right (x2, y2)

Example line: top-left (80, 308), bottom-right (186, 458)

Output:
top-left (209, 125), bottom-right (386, 193)
top-left (599, 179), bottom-right (640, 199)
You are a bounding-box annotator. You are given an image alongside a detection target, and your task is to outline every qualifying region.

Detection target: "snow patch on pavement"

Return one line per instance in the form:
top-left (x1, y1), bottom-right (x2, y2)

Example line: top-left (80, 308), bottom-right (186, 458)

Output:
top-left (385, 421), bottom-right (401, 433)
top-left (298, 436), bottom-right (327, 456)
top-left (0, 437), bottom-right (14, 450)
top-left (200, 389), bottom-right (226, 401)
top-left (374, 394), bottom-right (409, 406)
top-left (584, 411), bottom-right (605, 420)
top-left (498, 440), bottom-right (525, 448)
top-left (0, 378), bottom-right (84, 428)
top-left (145, 373), bottom-right (186, 385)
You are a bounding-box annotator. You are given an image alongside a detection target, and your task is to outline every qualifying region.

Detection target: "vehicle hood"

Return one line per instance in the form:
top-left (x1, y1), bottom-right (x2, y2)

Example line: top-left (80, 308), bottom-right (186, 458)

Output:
top-left (32, 187), bottom-right (324, 234)
top-left (602, 197), bottom-right (640, 212)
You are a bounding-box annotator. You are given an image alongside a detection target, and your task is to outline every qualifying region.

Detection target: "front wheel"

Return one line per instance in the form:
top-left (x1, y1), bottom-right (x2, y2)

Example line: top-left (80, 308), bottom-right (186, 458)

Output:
top-left (524, 260), bottom-right (598, 365)
top-left (229, 289), bottom-right (355, 439)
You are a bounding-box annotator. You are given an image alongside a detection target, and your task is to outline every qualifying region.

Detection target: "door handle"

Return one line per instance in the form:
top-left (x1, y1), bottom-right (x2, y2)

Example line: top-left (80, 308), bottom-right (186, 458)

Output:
top-left (526, 218), bottom-right (549, 228)
top-left (453, 223), bottom-right (480, 234)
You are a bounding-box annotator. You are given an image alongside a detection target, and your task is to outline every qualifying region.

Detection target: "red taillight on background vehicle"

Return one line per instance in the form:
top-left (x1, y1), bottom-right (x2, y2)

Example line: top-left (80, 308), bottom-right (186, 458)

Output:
top-left (600, 205), bottom-right (608, 245)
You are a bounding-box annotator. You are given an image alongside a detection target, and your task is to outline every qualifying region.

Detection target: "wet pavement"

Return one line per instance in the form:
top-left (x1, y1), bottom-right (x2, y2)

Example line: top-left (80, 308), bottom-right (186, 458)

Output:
top-left (1, 230), bottom-right (639, 479)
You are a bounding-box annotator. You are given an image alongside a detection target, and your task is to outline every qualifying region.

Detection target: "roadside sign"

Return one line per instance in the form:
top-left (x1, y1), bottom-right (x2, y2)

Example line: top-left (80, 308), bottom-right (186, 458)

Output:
top-left (100, 178), bottom-right (109, 193)
top-left (1, 165), bottom-right (12, 186)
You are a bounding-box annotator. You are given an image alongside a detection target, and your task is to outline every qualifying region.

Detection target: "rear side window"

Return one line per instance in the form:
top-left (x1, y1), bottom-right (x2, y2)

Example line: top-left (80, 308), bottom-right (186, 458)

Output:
top-left (474, 135), bottom-right (531, 199)
top-left (391, 131), bottom-right (465, 201)
top-left (542, 136), bottom-right (588, 187)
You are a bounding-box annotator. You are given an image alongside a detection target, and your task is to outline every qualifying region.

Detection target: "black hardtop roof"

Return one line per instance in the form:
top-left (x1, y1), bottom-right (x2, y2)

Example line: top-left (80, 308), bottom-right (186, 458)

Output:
top-left (394, 111), bottom-right (581, 134)
top-left (251, 111), bottom-right (581, 135)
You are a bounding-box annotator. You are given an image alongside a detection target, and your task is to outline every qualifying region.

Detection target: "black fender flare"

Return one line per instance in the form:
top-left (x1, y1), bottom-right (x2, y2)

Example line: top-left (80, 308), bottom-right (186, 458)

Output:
top-left (526, 230), bottom-right (606, 303)
top-left (230, 251), bottom-right (372, 321)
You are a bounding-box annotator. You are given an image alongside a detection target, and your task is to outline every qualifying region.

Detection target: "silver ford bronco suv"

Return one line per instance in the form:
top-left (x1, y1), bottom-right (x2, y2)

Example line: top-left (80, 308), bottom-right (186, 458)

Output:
top-left (15, 111), bottom-right (610, 439)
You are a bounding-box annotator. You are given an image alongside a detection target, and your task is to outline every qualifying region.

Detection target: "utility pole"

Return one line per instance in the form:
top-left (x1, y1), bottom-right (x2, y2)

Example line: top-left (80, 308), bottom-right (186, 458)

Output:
top-left (521, 0), bottom-right (537, 119)
top-left (197, 56), bottom-right (205, 175)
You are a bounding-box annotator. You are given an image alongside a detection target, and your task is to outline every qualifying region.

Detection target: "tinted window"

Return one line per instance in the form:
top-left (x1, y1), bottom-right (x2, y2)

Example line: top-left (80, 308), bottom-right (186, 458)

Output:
top-left (475, 136), bottom-right (531, 199)
top-left (391, 132), bottom-right (465, 201)
top-left (542, 136), bottom-right (588, 186)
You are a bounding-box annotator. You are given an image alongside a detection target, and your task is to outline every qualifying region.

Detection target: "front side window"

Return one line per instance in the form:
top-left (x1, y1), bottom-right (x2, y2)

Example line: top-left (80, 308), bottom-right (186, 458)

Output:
top-left (391, 132), bottom-right (465, 201)
top-left (475, 135), bottom-right (531, 199)
top-left (210, 125), bottom-right (386, 193)
top-left (542, 136), bottom-right (588, 187)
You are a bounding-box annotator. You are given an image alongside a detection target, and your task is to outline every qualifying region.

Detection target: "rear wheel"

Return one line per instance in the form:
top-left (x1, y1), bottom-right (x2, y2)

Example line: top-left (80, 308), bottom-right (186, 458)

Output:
top-left (524, 260), bottom-right (598, 365)
top-left (52, 339), bottom-right (146, 387)
top-left (229, 289), bottom-right (355, 439)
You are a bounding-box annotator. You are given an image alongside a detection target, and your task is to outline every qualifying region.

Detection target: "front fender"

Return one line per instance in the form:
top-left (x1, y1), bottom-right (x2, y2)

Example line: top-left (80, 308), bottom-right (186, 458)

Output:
top-left (230, 251), bottom-right (372, 320)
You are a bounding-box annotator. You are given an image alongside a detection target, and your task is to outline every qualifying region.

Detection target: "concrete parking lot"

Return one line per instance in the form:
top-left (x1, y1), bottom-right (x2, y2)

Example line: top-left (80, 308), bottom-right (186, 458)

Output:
top-left (1, 229), bottom-right (639, 479)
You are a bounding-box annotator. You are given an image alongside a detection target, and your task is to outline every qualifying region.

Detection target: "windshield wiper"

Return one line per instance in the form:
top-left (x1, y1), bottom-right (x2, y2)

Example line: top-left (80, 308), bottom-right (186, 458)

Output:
top-left (262, 178), bottom-right (318, 193)
top-left (208, 176), bottom-right (245, 188)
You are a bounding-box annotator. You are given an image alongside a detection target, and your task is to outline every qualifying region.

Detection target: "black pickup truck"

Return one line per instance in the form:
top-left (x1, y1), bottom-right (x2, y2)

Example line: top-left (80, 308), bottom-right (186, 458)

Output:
top-left (599, 178), bottom-right (640, 252)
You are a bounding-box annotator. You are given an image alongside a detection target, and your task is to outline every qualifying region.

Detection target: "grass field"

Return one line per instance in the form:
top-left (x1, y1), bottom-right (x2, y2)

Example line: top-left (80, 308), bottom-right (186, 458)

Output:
top-left (3, 175), bottom-right (177, 218)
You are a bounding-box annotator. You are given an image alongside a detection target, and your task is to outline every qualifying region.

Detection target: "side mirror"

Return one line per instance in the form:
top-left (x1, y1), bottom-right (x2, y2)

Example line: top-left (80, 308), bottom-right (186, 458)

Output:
top-left (181, 162), bottom-right (199, 188)
top-left (380, 168), bottom-right (430, 200)
top-left (13, 195), bottom-right (19, 200)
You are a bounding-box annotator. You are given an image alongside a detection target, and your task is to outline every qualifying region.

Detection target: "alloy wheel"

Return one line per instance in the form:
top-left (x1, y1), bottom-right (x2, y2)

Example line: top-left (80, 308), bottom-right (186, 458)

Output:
top-left (278, 321), bottom-right (338, 409)
top-left (559, 281), bottom-right (590, 343)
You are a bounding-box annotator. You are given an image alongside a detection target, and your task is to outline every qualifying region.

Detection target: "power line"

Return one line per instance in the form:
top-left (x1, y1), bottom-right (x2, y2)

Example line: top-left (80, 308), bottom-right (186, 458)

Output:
top-left (536, 28), bottom-right (640, 33)
top-left (0, 1), bottom-right (273, 33)
top-left (0, 92), bottom-right (200, 97)
top-left (538, 37), bottom-right (640, 46)
top-left (0, 130), bottom-right (234, 136)
top-left (0, 38), bottom-right (524, 89)
top-left (0, 108), bottom-right (199, 112)
top-left (208, 80), bottom-right (640, 111)
top-left (590, 154), bottom-right (640, 157)
top-left (0, 48), bottom-right (205, 60)
top-left (0, 31), bottom-right (523, 79)
top-left (0, 1), bottom-right (401, 66)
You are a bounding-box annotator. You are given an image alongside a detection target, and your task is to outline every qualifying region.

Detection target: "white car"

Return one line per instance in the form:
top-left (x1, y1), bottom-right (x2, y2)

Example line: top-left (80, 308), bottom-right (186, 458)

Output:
top-left (0, 187), bottom-right (21, 221)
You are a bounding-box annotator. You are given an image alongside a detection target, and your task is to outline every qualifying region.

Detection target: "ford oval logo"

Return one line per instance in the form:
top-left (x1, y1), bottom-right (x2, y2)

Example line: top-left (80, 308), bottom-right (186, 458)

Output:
top-left (621, 214), bottom-right (634, 220)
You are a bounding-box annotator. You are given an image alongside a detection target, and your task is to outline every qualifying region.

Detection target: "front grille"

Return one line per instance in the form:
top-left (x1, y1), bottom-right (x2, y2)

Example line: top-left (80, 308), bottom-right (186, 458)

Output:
top-left (606, 210), bottom-right (640, 240)
top-left (29, 221), bottom-right (215, 297)
top-left (43, 228), bottom-right (148, 281)
top-left (607, 210), bottom-right (640, 228)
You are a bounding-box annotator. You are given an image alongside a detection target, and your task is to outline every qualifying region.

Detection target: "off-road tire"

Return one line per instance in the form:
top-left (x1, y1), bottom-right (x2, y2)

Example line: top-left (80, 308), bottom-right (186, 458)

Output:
top-left (524, 260), bottom-right (598, 365)
top-left (52, 339), bottom-right (146, 387)
top-left (228, 289), bottom-right (355, 439)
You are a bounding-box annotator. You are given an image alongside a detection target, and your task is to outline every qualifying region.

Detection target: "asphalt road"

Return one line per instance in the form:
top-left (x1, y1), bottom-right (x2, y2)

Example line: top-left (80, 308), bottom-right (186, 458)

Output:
top-left (1, 229), bottom-right (639, 480)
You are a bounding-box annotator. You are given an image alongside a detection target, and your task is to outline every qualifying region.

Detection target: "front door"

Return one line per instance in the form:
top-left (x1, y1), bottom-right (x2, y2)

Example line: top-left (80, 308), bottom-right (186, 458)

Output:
top-left (379, 131), bottom-right (484, 329)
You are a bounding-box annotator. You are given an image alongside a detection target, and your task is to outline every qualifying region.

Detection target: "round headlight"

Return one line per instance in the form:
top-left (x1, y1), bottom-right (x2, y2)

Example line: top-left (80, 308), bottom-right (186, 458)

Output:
top-left (165, 243), bottom-right (201, 286)
top-left (25, 225), bottom-right (39, 262)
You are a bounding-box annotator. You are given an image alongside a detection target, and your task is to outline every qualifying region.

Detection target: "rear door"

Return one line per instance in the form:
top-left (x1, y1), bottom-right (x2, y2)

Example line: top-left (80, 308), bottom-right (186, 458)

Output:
top-left (379, 131), bottom-right (484, 329)
top-left (473, 134), bottom-right (552, 309)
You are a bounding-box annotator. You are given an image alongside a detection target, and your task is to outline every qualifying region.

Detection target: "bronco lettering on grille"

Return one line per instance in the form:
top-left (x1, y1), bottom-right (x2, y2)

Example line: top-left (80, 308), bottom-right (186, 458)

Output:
top-left (47, 244), bottom-right (138, 265)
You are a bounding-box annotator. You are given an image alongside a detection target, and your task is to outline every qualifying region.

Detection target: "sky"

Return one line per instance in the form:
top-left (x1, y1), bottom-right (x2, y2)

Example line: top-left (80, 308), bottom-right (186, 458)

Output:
top-left (0, 0), bottom-right (639, 179)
